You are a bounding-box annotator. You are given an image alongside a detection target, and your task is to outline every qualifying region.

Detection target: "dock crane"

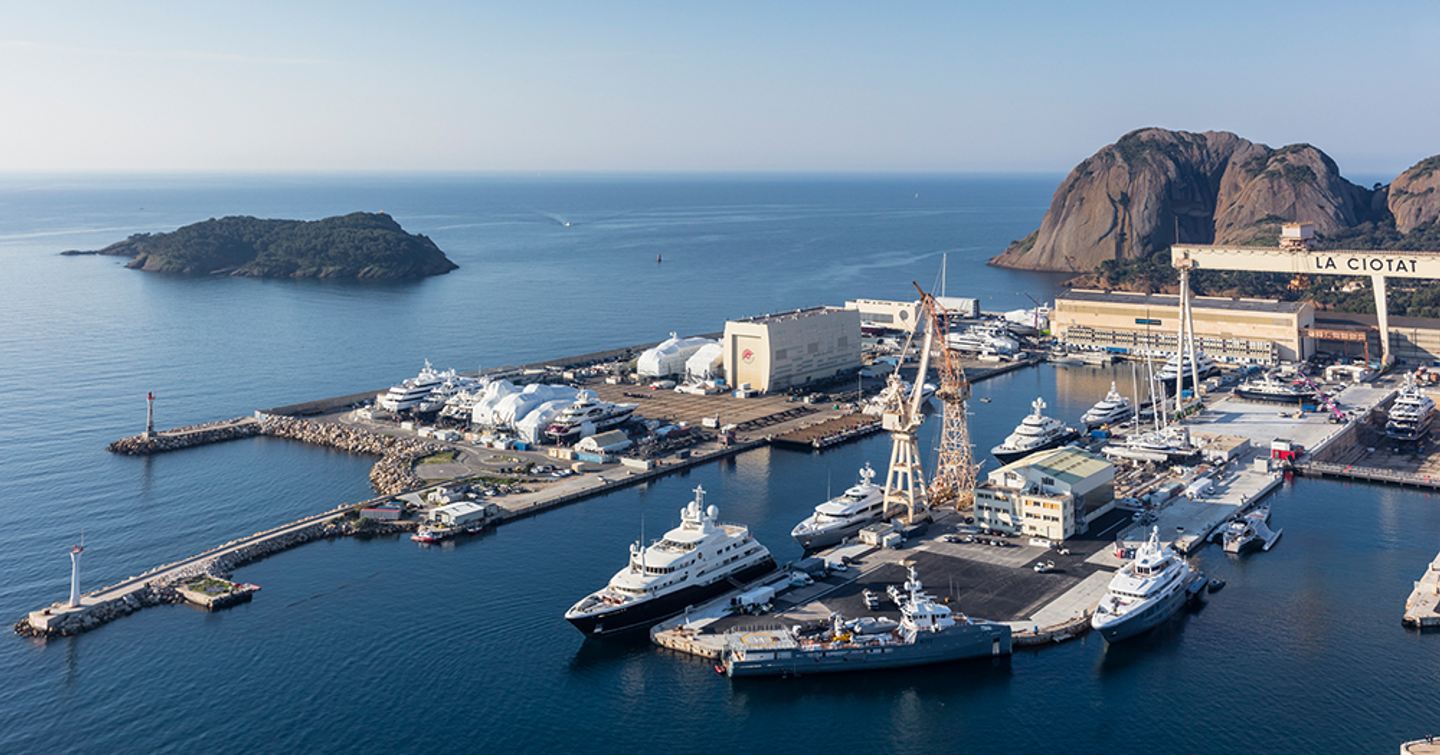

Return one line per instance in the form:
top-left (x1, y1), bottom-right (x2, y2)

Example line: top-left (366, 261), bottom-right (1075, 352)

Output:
top-left (916, 284), bottom-right (976, 510)
top-left (878, 282), bottom-right (979, 523)
top-left (879, 287), bottom-right (937, 524)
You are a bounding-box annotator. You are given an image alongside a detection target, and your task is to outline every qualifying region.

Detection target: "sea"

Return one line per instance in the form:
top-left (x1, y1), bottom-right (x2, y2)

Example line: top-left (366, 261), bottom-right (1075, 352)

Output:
top-left (0, 174), bottom-right (1436, 754)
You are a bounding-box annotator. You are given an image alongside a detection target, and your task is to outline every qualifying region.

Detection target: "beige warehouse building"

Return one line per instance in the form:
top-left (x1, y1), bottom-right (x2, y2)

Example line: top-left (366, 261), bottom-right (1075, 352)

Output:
top-left (1053, 289), bottom-right (1314, 364)
top-left (723, 307), bottom-right (861, 393)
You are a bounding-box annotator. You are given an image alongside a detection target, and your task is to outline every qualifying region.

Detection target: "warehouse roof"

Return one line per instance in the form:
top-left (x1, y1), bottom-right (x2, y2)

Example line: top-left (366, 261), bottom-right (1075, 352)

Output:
top-left (1058, 289), bottom-right (1310, 314)
top-left (732, 306), bottom-right (851, 325)
top-left (996, 446), bottom-right (1111, 484)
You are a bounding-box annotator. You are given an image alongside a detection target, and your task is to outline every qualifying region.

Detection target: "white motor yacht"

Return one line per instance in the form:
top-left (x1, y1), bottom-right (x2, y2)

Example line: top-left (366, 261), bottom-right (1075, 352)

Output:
top-left (790, 463), bottom-right (885, 551)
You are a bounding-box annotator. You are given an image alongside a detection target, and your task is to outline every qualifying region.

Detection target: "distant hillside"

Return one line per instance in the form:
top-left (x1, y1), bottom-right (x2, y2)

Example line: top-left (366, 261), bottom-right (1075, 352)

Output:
top-left (988, 128), bottom-right (1424, 272)
top-left (65, 212), bottom-right (457, 280)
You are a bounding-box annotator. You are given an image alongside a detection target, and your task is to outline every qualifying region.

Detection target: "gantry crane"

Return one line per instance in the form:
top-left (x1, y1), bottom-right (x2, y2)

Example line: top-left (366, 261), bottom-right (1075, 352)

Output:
top-left (879, 283), bottom-right (978, 523)
top-left (879, 292), bottom-right (935, 525)
top-left (915, 283), bottom-right (976, 510)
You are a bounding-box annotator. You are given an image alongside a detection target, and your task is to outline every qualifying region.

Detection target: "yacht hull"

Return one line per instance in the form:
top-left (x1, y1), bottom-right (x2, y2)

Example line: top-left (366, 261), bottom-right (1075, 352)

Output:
top-left (1233, 388), bottom-right (1315, 403)
top-left (725, 622), bottom-right (1012, 677)
top-left (991, 430), bottom-right (1080, 466)
top-left (1082, 407), bottom-right (1134, 429)
top-left (566, 558), bottom-right (776, 637)
top-left (792, 517), bottom-right (880, 552)
top-left (1094, 581), bottom-right (1189, 643)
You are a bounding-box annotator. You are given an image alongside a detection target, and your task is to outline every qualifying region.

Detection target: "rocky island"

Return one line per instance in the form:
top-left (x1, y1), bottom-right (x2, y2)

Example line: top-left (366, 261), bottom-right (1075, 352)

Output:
top-left (64, 211), bottom-right (458, 280)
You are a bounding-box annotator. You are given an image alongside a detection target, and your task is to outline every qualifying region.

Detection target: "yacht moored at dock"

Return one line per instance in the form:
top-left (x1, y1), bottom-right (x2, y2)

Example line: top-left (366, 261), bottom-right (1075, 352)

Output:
top-left (1081, 382), bottom-right (1135, 428)
top-left (565, 486), bottom-right (775, 637)
top-left (991, 397), bottom-right (1080, 465)
top-left (1158, 351), bottom-right (1219, 391)
top-left (1222, 505), bottom-right (1282, 554)
top-left (790, 463), bottom-right (884, 551)
top-left (1091, 527), bottom-right (1202, 643)
top-left (720, 565), bottom-right (1012, 677)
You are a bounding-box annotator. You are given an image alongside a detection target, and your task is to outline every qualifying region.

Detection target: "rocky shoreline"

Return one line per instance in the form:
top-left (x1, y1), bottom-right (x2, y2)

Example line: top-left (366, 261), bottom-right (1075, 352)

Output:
top-left (256, 415), bottom-right (449, 494)
top-left (108, 414), bottom-right (452, 496)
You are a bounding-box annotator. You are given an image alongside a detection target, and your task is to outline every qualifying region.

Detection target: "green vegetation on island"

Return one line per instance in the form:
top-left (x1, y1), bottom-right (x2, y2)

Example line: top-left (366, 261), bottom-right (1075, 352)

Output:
top-left (64, 212), bottom-right (458, 280)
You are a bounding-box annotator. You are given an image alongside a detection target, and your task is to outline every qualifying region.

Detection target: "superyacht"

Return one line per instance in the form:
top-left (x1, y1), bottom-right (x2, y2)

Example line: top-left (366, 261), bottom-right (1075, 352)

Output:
top-left (790, 463), bottom-right (885, 551)
top-left (565, 486), bottom-right (775, 636)
top-left (1091, 527), bottom-right (1202, 642)
top-left (1385, 378), bottom-right (1436, 442)
top-left (544, 392), bottom-right (639, 444)
top-left (1157, 351), bottom-right (1219, 390)
top-left (991, 397), bottom-right (1080, 465)
top-left (377, 361), bottom-right (445, 413)
top-left (721, 565), bottom-right (1012, 677)
top-left (946, 323), bottom-right (1020, 356)
top-left (1081, 382), bottom-right (1135, 428)
top-left (1233, 374), bottom-right (1315, 404)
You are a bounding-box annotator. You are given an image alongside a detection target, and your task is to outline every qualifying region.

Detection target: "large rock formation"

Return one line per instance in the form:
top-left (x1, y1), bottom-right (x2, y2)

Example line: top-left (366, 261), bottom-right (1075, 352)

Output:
top-left (1389, 156), bottom-right (1440, 234)
top-left (991, 128), bottom-right (1377, 271)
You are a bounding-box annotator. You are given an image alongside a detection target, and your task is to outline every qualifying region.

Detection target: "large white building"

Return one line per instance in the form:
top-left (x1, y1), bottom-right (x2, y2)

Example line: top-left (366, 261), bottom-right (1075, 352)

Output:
top-left (722, 307), bottom-right (861, 393)
top-left (972, 447), bottom-right (1115, 542)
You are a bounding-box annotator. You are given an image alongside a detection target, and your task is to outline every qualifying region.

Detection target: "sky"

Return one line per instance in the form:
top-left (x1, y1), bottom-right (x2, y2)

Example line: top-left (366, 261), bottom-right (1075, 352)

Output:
top-left (1, 1), bottom-right (1437, 176)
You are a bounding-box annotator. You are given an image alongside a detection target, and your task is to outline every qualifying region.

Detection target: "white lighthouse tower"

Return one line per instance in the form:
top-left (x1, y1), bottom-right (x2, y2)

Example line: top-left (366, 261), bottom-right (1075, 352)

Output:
top-left (68, 541), bottom-right (84, 608)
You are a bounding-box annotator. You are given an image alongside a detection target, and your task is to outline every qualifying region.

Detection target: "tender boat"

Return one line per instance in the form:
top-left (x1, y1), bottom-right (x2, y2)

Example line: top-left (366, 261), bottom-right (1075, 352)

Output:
top-left (1222, 505), bottom-right (1282, 554)
top-left (1081, 382), bottom-right (1135, 428)
top-left (565, 486), bottom-right (775, 636)
top-left (720, 565), bottom-right (1012, 677)
top-left (991, 397), bottom-right (1080, 465)
top-left (790, 463), bottom-right (885, 551)
top-left (1091, 527), bottom-right (1202, 643)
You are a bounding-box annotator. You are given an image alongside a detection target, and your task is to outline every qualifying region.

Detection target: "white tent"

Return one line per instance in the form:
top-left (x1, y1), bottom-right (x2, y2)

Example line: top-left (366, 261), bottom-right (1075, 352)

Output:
top-left (491, 384), bottom-right (582, 429)
top-left (514, 398), bottom-right (573, 444)
top-left (638, 333), bottom-right (716, 378)
top-left (683, 342), bottom-right (724, 381)
top-left (470, 380), bottom-right (520, 427)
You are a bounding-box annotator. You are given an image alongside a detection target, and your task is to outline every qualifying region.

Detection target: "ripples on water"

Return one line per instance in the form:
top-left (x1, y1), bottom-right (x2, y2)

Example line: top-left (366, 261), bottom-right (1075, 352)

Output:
top-left (0, 176), bottom-right (1435, 753)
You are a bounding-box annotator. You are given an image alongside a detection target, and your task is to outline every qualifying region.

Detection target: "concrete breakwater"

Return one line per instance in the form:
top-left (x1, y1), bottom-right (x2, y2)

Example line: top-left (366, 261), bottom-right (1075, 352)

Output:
top-left (15, 501), bottom-right (415, 639)
top-left (256, 415), bottom-right (448, 495)
top-left (107, 417), bottom-right (260, 455)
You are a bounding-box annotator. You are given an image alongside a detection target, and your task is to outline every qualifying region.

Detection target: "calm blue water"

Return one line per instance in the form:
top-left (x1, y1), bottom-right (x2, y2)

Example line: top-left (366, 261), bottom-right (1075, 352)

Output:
top-left (1, 176), bottom-right (1436, 753)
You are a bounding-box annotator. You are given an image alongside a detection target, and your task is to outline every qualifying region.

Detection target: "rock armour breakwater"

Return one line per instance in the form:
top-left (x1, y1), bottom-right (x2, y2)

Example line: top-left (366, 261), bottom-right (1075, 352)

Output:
top-left (255, 415), bottom-right (449, 495)
top-left (107, 417), bottom-right (260, 454)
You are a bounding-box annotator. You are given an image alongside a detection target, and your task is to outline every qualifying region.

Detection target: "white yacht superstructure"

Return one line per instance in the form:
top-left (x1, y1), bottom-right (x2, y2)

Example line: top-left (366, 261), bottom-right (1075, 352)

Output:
top-left (946, 323), bottom-right (1019, 356)
top-left (377, 361), bottom-right (446, 412)
top-left (1386, 378), bottom-right (1436, 442)
top-left (1081, 382), bottom-right (1135, 428)
top-left (990, 397), bottom-right (1080, 465)
top-left (1091, 527), bottom-right (1200, 642)
top-left (544, 394), bottom-right (638, 444)
top-left (1157, 351), bottom-right (1218, 389)
top-left (790, 463), bottom-right (885, 551)
top-left (564, 486), bottom-right (776, 636)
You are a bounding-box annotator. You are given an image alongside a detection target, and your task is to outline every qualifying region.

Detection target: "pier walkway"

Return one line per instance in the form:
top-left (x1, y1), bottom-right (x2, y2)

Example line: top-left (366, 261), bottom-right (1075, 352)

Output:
top-left (1403, 552), bottom-right (1440, 629)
